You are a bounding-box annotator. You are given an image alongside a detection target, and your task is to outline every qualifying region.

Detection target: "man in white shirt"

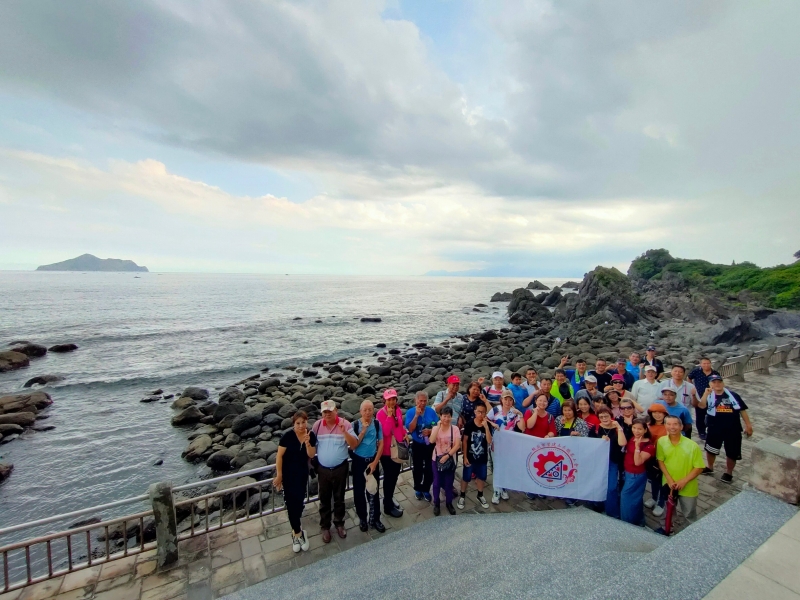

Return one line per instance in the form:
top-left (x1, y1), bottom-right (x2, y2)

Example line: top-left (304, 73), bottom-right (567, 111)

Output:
top-left (660, 365), bottom-right (698, 413)
top-left (631, 365), bottom-right (662, 412)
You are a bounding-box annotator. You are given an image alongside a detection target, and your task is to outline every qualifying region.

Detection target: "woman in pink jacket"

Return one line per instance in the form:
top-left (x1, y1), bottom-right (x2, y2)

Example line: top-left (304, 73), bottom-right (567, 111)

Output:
top-left (376, 389), bottom-right (407, 518)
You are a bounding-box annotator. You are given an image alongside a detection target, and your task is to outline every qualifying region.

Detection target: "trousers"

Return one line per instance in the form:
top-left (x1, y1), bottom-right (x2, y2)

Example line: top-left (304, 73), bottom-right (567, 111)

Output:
top-left (317, 460), bottom-right (348, 529)
top-left (380, 455), bottom-right (402, 512)
top-left (620, 471), bottom-right (648, 526)
top-left (411, 441), bottom-right (434, 493)
top-left (351, 454), bottom-right (381, 523)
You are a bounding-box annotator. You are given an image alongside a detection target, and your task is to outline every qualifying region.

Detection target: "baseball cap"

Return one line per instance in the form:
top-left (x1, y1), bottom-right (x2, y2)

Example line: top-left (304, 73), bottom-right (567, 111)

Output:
top-left (644, 365), bottom-right (657, 372)
top-left (382, 388), bottom-right (398, 400)
top-left (616, 358), bottom-right (626, 364)
top-left (647, 345), bottom-right (656, 351)
top-left (648, 403), bottom-right (668, 413)
top-left (584, 375), bottom-right (598, 384)
top-left (501, 389), bottom-right (514, 399)
top-left (708, 374), bottom-right (723, 382)
top-left (446, 375), bottom-right (460, 384)
top-left (492, 371), bottom-right (504, 379)
top-left (611, 374), bottom-right (625, 382)
top-left (320, 399), bottom-right (337, 412)
top-left (661, 383), bottom-right (678, 394)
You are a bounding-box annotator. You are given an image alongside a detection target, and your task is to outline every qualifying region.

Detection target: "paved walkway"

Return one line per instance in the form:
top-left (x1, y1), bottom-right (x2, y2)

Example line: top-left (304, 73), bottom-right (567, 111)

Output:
top-left (704, 510), bottom-right (800, 599)
top-left (2, 363), bottom-right (799, 600)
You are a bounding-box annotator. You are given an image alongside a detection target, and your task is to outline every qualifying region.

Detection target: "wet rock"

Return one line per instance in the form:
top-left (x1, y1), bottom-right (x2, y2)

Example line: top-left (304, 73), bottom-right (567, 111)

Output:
top-left (207, 449), bottom-right (237, 471)
top-left (360, 317), bottom-right (382, 323)
top-left (0, 424), bottom-right (24, 436)
top-left (562, 281), bottom-right (581, 289)
top-left (376, 343), bottom-right (387, 348)
top-left (153, 459), bottom-right (163, 466)
top-left (277, 404), bottom-right (296, 418)
top-left (10, 343), bottom-right (48, 358)
top-left (302, 369), bottom-right (318, 377)
top-left (171, 406), bottom-right (204, 426)
top-left (542, 289), bottom-right (563, 307)
top-left (0, 463), bottom-right (13, 483)
top-left (0, 412), bottom-right (36, 427)
top-left (231, 412), bottom-right (263, 435)
top-left (257, 378), bottom-right (281, 393)
top-left (171, 396), bottom-right (195, 410)
top-left (69, 517), bottom-right (102, 528)
top-left (23, 375), bottom-right (64, 388)
top-left (49, 343), bottom-right (79, 353)
top-left (0, 391), bottom-right (52, 414)
top-left (219, 387), bottom-right (246, 404)
top-left (182, 435), bottom-right (213, 461)
top-left (526, 280), bottom-right (550, 290)
top-left (0, 351), bottom-right (29, 373)
top-left (213, 403), bottom-right (246, 422)
top-left (368, 365), bottom-right (391, 376)
top-left (490, 292), bottom-right (513, 302)
top-left (140, 396), bottom-right (160, 403)
top-left (182, 387), bottom-right (210, 401)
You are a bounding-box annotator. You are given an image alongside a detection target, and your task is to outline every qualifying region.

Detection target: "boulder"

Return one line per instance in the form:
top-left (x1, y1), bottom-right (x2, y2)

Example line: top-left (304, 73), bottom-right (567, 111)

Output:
top-left (207, 449), bottom-right (237, 471)
top-left (49, 343), bottom-right (78, 353)
top-left (231, 412), bottom-right (264, 435)
top-left (526, 280), bottom-right (550, 290)
top-left (341, 397), bottom-right (363, 414)
top-left (0, 464), bottom-right (13, 483)
top-left (360, 317), bottom-right (382, 323)
top-left (704, 316), bottom-right (764, 345)
top-left (213, 403), bottom-right (247, 422)
top-left (171, 406), bottom-right (204, 426)
top-left (562, 281), bottom-right (581, 289)
top-left (219, 387), bottom-right (246, 404)
top-left (263, 413), bottom-right (283, 427)
top-left (0, 351), bottom-right (29, 373)
top-left (182, 434), bottom-right (213, 461)
top-left (10, 343), bottom-right (47, 358)
top-left (256, 440), bottom-right (279, 457)
top-left (171, 396), bottom-right (196, 410)
top-left (182, 387), bottom-right (209, 401)
top-left (302, 369), bottom-right (318, 377)
top-left (277, 404), bottom-right (296, 418)
top-left (490, 292), bottom-right (513, 302)
top-left (23, 375), bottom-right (64, 388)
top-left (0, 424), bottom-right (24, 436)
top-left (368, 365), bottom-right (391, 376)
top-left (238, 459), bottom-right (268, 478)
top-left (0, 412), bottom-right (36, 427)
top-left (0, 391), bottom-right (53, 414)
top-left (541, 289), bottom-right (563, 307)
top-left (257, 378), bottom-right (281, 393)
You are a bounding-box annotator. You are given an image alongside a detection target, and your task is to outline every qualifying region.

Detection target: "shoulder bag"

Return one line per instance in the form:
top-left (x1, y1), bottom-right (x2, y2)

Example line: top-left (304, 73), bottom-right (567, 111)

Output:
top-left (436, 426), bottom-right (456, 472)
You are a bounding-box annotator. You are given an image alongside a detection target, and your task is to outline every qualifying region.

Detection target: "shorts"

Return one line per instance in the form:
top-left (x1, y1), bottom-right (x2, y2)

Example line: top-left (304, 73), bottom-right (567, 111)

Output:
top-left (704, 427), bottom-right (742, 460)
top-left (462, 462), bottom-right (488, 482)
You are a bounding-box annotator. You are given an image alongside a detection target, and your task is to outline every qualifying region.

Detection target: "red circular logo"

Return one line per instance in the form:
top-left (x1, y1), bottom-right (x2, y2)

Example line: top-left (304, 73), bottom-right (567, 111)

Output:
top-left (526, 442), bottom-right (578, 489)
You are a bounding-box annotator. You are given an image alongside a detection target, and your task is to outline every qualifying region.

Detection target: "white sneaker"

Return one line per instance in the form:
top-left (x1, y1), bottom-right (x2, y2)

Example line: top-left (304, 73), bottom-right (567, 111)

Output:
top-left (478, 495), bottom-right (490, 509)
top-left (299, 529), bottom-right (310, 551)
top-left (291, 533), bottom-right (301, 553)
top-left (457, 496), bottom-right (465, 510)
top-left (491, 490), bottom-right (501, 505)
top-left (652, 505), bottom-right (664, 517)
top-left (500, 490), bottom-right (509, 500)
top-left (644, 499), bottom-right (656, 509)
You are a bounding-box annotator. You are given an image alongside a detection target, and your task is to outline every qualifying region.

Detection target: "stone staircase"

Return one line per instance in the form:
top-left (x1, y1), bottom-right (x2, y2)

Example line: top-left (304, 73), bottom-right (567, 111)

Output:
top-left (222, 490), bottom-right (796, 600)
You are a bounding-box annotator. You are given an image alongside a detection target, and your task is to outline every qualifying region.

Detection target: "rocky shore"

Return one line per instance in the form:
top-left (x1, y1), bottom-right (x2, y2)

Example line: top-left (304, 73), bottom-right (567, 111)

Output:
top-left (0, 390), bottom-right (54, 482)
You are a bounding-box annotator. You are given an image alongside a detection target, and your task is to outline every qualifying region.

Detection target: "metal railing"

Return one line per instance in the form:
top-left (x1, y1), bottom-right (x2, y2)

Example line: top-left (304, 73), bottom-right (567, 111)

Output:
top-left (713, 342), bottom-right (800, 382)
top-left (1, 458), bottom-right (412, 593)
top-left (0, 495), bottom-right (154, 593)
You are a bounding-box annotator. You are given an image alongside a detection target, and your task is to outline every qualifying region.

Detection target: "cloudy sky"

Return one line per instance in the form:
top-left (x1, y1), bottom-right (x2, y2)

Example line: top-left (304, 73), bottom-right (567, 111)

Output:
top-left (1, 0), bottom-right (798, 275)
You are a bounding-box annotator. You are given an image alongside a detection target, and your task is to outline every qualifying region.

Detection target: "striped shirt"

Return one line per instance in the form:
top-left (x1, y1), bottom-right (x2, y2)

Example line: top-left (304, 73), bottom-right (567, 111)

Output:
top-left (313, 417), bottom-right (355, 468)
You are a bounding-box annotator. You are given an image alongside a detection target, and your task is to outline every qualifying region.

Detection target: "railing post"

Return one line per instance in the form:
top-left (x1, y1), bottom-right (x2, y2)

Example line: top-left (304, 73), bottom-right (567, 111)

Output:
top-left (733, 352), bottom-right (753, 382)
top-left (712, 357), bottom-right (726, 373)
top-left (791, 342), bottom-right (800, 363)
top-left (773, 343), bottom-right (794, 368)
top-left (755, 346), bottom-right (775, 375)
top-left (149, 482), bottom-right (179, 570)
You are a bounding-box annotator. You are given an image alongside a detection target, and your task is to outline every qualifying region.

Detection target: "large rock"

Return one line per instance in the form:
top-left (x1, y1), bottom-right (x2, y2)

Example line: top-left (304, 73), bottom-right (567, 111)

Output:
top-left (490, 292), bottom-right (513, 302)
top-left (171, 396), bottom-right (196, 410)
top-left (23, 375), bottom-right (64, 388)
top-left (541, 289), bottom-right (563, 307)
top-left (231, 412), bottom-right (263, 435)
top-left (562, 281), bottom-right (581, 289)
top-left (49, 343), bottom-right (78, 353)
top-left (340, 397), bottom-right (363, 414)
top-left (0, 412), bottom-right (36, 427)
top-left (10, 343), bottom-right (47, 358)
top-left (0, 351), bottom-right (29, 373)
top-left (562, 267), bottom-right (648, 325)
top-left (207, 449), bottom-right (237, 471)
top-left (257, 378), bottom-right (281, 393)
top-left (219, 387), bottom-right (246, 404)
top-left (704, 316), bottom-right (764, 345)
top-left (0, 391), bottom-right (53, 414)
top-left (507, 289), bottom-right (552, 323)
top-left (368, 365), bottom-right (391, 376)
top-left (182, 434), bottom-right (213, 461)
top-left (213, 403), bottom-right (247, 422)
top-left (0, 464), bottom-right (12, 483)
top-left (182, 387), bottom-right (209, 401)
top-left (0, 424), bottom-right (24, 435)
top-left (171, 406), bottom-right (204, 426)
top-left (526, 280), bottom-right (550, 290)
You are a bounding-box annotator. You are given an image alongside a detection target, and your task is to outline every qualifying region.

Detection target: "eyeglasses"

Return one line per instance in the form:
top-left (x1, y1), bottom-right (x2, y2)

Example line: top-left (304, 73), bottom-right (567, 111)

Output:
top-left (621, 406), bottom-right (634, 410)
top-left (613, 381), bottom-right (624, 384)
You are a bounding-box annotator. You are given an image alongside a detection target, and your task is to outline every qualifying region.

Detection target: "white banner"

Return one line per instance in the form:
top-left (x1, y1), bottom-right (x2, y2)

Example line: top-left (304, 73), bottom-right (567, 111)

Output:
top-left (492, 429), bottom-right (610, 502)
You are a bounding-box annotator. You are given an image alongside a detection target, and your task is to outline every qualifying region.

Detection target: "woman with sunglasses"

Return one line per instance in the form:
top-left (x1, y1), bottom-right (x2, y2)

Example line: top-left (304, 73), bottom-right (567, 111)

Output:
top-left (617, 399), bottom-right (637, 440)
top-left (609, 375), bottom-right (644, 413)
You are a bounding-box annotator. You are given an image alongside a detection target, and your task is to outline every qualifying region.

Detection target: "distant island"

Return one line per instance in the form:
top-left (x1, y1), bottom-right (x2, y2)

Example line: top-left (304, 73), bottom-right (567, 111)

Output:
top-left (36, 254), bottom-right (149, 272)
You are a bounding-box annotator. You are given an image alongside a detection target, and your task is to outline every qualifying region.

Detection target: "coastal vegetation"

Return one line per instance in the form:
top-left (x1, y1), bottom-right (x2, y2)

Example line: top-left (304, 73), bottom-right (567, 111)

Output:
top-left (629, 249), bottom-right (800, 309)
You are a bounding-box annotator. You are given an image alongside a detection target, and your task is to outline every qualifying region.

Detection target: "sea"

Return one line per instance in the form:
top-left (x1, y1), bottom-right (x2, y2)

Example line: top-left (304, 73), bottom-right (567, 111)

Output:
top-left (0, 272), bottom-right (570, 530)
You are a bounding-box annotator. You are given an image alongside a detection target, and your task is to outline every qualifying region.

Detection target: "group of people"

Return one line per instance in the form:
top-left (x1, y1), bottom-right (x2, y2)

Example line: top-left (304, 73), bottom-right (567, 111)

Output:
top-left (272, 346), bottom-right (754, 551)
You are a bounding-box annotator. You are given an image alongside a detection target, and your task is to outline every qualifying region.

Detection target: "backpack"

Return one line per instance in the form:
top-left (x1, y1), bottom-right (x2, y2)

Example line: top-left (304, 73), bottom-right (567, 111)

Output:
top-left (353, 419), bottom-right (381, 437)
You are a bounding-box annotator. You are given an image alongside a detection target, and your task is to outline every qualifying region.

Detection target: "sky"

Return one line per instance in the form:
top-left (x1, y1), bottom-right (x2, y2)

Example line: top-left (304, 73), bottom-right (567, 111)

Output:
top-left (0, 0), bottom-right (798, 276)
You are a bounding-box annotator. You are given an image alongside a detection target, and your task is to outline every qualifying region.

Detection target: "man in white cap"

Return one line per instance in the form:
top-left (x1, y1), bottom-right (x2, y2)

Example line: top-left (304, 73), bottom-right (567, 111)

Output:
top-left (313, 399), bottom-right (358, 543)
top-left (631, 365), bottom-right (662, 412)
top-left (575, 375), bottom-right (603, 404)
top-left (483, 371), bottom-right (507, 405)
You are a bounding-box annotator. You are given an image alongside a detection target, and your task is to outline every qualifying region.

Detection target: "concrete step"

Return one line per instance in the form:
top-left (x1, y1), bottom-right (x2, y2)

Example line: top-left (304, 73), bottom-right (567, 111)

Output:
top-left (223, 508), bottom-right (665, 600)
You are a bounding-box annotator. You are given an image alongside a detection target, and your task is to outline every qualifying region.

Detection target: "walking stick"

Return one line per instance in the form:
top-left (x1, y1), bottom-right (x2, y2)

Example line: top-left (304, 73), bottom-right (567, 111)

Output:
top-left (664, 488), bottom-right (679, 535)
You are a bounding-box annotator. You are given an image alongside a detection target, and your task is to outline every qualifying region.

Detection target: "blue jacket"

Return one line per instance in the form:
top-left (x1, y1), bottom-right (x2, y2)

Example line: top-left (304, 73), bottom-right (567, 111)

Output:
top-left (404, 406), bottom-right (439, 444)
